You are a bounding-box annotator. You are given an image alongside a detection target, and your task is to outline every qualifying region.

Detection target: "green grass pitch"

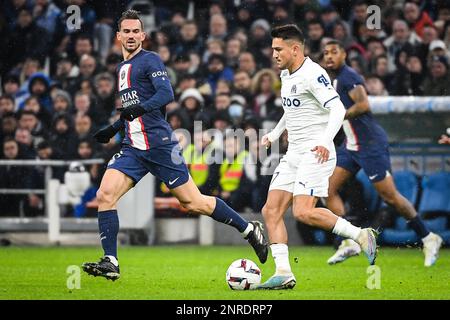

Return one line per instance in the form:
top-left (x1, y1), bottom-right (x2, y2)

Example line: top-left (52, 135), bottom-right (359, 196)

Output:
top-left (1, 246), bottom-right (449, 300)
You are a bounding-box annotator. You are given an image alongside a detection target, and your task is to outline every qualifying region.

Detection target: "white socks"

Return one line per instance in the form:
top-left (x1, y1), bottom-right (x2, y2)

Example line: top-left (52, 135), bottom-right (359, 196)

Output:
top-left (106, 255), bottom-right (119, 266)
top-left (270, 243), bottom-right (292, 275)
top-left (241, 223), bottom-right (254, 238)
top-left (332, 217), bottom-right (362, 242)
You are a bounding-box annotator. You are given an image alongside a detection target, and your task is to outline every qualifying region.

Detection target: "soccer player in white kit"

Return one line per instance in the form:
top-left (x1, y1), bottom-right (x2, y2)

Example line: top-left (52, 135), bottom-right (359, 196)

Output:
top-left (256, 24), bottom-right (378, 290)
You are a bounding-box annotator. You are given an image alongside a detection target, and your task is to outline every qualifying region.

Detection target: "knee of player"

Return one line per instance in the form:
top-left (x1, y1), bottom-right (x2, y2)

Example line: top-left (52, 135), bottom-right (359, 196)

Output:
top-left (180, 198), bottom-right (208, 215)
top-left (379, 190), bottom-right (398, 205)
top-left (262, 205), bottom-right (284, 225)
top-left (96, 188), bottom-right (115, 206)
top-left (292, 206), bottom-right (313, 223)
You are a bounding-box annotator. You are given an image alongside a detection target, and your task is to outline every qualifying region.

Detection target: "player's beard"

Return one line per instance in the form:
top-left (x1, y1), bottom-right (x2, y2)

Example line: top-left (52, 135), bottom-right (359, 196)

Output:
top-left (123, 41), bottom-right (141, 54)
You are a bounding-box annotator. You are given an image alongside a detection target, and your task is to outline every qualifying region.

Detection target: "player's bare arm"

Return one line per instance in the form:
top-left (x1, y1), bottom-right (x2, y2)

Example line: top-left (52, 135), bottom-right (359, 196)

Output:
top-left (345, 84), bottom-right (370, 119)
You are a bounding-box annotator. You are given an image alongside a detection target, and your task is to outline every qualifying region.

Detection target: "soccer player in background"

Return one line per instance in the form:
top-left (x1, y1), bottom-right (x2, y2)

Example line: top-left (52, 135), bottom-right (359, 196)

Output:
top-left (82, 10), bottom-right (268, 281)
top-left (258, 25), bottom-right (378, 290)
top-left (323, 40), bottom-right (442, 267)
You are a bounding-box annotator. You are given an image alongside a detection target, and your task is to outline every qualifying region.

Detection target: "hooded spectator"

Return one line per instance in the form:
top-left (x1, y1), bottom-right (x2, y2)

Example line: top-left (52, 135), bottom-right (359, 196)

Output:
top-left (423, 55), bottom-right (450, 96)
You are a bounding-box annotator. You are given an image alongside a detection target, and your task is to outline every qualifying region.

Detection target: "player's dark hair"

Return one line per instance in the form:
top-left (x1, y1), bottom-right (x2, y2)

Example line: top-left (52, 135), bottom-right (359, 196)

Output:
top-left (271, 24), bottom-right (305, 44)
top-left (325, 39), bottom-right (345, 50)
top-left (118, 9), bottom-right (144, 31)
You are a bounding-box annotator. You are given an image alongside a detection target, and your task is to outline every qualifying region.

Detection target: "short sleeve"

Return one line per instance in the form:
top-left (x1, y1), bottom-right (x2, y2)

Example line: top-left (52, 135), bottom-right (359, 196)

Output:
top-left (343, 72), bottom-right (365, 92)
top-left (308, 70), bottom-right (340, 109)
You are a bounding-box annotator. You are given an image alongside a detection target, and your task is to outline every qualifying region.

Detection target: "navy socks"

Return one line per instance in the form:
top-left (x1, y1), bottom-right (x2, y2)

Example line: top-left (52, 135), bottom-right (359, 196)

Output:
top-left (98, 210), bottom-right (119, 258)
top-left (408, 215), bottom-right (430, 239)
top-left (211, 198), bottom-right (248, 233)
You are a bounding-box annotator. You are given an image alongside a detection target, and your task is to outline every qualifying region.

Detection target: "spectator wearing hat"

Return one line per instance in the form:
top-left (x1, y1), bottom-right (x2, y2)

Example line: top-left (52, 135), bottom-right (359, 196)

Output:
top-left (206, 54), bottom-right (234, 96)
top-left (24, 72), bottom-right (53, 112)
top-left (52, 90), bottom-right (72, 114)
top-left (428, 39), bottom-right (449, 59)
top-left (172, 54), bottom-right (192, 85)
top-left (92, 73), bottom-right (115, 127)
top-left (178, 88), bottom-right (205, 132)
top-left (423, 55), bottom-right (450, 96)
top-left (212, 109), bottom-right (232, 132)
top-left (1, 75), bottom-right (23, 109)
top-left (49, 113), bottom-right (78, 160)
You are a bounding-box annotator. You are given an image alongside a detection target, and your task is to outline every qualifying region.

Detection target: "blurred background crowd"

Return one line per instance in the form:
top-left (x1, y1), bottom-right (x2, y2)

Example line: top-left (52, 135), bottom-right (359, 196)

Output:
top-left (1, 0), bottom-right (450, 218)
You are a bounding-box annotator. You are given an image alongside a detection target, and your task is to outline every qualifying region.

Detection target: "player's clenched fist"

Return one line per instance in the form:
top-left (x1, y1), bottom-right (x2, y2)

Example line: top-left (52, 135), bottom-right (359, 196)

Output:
top-left (117, 104), bottom-right (146, 121)
top-left (311, 145), bottom-right (329, 163)
top-left (93, 125), bottom-right (119, 143)
top-left (261, 134), bottom-right (271, 149)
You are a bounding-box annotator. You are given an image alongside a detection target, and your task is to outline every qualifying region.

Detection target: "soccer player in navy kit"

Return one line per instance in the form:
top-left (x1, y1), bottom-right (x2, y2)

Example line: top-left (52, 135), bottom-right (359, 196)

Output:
top-left (323, 40), bottom-right (442, 267)
top-left (82, 10), bottom-right (268, 281)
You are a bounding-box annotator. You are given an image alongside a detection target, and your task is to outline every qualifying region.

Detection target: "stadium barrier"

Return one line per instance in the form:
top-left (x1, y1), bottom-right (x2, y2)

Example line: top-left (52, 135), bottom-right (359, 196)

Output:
top-left (0, 159), bottom-right (155, 245)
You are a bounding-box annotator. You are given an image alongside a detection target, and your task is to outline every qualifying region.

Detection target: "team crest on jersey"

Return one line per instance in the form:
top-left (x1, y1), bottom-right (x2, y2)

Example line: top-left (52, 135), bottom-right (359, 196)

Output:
top-left (118, 64), bottom-right (132, 91)
top-left (317, 74), bottom-right (330, 87)
top-left (291, 84), bottom-right (297, 94)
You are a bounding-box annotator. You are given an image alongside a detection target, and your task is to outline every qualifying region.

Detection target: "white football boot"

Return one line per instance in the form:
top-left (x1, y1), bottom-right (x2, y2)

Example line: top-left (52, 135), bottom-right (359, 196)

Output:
top-left (356, 228), bottom-right (379, 265)
top-left (327, 239), bottom-right (361, 265)
top-left (422, 232), bottom-right (443, 267)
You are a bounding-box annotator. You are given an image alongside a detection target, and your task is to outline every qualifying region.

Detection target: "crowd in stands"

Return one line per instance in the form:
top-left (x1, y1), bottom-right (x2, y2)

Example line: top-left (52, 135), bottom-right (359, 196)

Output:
top-left (1, 0), bottom-right (450, 217)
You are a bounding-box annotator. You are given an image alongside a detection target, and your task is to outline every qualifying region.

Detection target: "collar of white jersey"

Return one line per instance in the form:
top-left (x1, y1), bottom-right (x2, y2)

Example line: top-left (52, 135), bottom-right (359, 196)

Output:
top-left (284, 56), bottom-right (309, 77)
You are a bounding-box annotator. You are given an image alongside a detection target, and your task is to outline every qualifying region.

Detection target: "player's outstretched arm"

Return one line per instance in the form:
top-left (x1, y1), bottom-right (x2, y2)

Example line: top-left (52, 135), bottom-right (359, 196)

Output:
top-left (345, 84), bottom-right (370, 119)
top-left (261, 114), bottom-right (286, 148)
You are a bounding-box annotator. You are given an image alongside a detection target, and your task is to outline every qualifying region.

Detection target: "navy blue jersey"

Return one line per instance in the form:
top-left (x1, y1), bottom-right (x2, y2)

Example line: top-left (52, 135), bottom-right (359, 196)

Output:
top-left (333, 65), bottom-right (388, 152)
top-left (115, 49), bottom-right (175, 150)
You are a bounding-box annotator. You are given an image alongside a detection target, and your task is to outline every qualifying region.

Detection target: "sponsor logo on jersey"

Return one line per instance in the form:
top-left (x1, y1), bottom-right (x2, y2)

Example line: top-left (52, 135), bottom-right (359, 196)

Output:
top-left (151, 70), bottom-right (168, 78)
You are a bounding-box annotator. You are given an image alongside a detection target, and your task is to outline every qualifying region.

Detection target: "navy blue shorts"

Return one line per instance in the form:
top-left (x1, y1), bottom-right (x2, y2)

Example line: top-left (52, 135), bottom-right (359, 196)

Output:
top-left (336, 145), bottom-right (392, 183)
top-left (107, 143), bottom-right (189, 189)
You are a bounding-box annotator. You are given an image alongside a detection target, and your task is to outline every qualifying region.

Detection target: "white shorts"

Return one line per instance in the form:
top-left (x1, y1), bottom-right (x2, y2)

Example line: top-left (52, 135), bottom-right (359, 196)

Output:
top-left (268, 151), bottom-right (336, 197)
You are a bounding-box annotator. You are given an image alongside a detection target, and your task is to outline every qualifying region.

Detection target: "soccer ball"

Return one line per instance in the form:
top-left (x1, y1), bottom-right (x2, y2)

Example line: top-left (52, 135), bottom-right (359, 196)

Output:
top-left (226, 259), bottom-right (261, 290)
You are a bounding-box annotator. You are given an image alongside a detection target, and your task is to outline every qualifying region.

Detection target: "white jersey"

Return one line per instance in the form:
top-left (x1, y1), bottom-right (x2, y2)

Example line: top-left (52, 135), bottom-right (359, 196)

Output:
top-left (280, 57), bottom-right (340, 154)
